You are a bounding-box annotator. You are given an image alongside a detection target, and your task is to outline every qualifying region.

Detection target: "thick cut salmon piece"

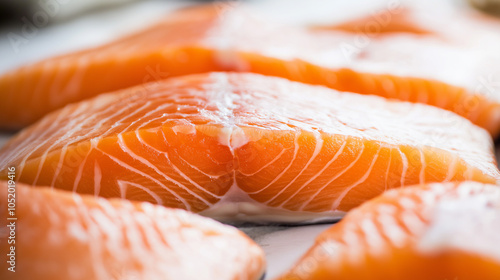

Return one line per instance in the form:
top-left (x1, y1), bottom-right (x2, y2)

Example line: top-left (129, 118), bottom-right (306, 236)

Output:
top-left (1, 4), bottom-right (500, 135)
top-left (276, 181), bottom-right (500, 280)
top-left (0, 73), bottom-right (498, 222)
top-left (0, 182), bottom-right (265, 280)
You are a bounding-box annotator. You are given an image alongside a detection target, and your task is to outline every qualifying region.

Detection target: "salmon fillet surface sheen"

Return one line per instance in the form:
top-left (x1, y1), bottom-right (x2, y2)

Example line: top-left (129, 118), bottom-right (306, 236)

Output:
top-left (277, 181), bottom-right (500, 280)
top-left (0, 182), bottom-right (265, 280)
top-left (1, 5), bottom-right (500, 135)
top-left (0, 73), bottom-right (498, 223)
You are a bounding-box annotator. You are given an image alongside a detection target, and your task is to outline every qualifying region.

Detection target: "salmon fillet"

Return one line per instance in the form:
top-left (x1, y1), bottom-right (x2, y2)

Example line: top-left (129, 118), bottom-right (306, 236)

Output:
top-left (276, 181), bottom-right (500, 280)
top-left (1, 4), bottom-right (500, 135)
top-left (0, 72), bottom-right (498, 222)
top-left (0, 181), bottom-right (265, 280)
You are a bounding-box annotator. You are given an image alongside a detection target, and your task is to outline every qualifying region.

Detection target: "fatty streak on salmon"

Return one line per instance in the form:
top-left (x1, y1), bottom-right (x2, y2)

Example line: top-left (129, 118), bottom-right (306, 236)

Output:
top-left (276, 181), bottom-right (500, 280)
top-left (0, 182), bottom-right (266, 280)
top-left (0, 72), bottom-right (499, 223)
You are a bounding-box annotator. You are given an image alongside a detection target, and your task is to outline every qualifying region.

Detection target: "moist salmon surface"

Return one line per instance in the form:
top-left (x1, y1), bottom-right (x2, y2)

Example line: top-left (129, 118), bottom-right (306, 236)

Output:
top-left (1, 4), bottom-right (500, 135)
top-left (277, 181), bottom-right (500, 280)
top-left (0, 181), bottom-right (265, 280)
top-left (0, 72), bottom-right (498, 222)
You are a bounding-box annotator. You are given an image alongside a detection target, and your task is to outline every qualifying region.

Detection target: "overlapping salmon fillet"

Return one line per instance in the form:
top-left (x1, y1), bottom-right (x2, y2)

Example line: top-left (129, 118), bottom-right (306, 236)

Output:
top-left (277, 181), bottom-right (500, 280)
top-left (0, 73), bottom-right (498, 222)
top-left (1, 4), bottom-right (500, 135)
top-left (0, 182), bottom-right (265, 280)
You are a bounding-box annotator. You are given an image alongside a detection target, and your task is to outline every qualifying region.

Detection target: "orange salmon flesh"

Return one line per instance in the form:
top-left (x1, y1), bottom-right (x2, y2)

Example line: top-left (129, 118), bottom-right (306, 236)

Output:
top-left (0, 181), bottom-right (265, 280)
top-left (1, 72), bottom-right (498, 223)
top-left (1, 5), bottom-right (500, 135)
top-left (277, 181), bottom-right (500, 280)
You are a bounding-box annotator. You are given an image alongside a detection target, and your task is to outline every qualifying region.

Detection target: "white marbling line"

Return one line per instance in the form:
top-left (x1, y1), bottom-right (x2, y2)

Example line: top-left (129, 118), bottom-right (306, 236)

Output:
top-left (298, 140), bottom-right (349, 211)
top-left (246, 132), bottom-right (301, 195)
top-left (332, 146), bottom-right (382, 210)
top-left (272, 131), bottom-right (324, 207)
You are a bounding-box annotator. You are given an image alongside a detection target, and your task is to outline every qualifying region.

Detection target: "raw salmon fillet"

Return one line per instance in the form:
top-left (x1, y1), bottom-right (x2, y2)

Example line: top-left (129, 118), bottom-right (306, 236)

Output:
top-left (0, 181), bottom-right (265, 280)
top-left (276, 181), bottom-right (500, 280)
top-left (0, 72), bottom-right (498, 222)
top-left (1, 4), bottom-right (500, 135)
